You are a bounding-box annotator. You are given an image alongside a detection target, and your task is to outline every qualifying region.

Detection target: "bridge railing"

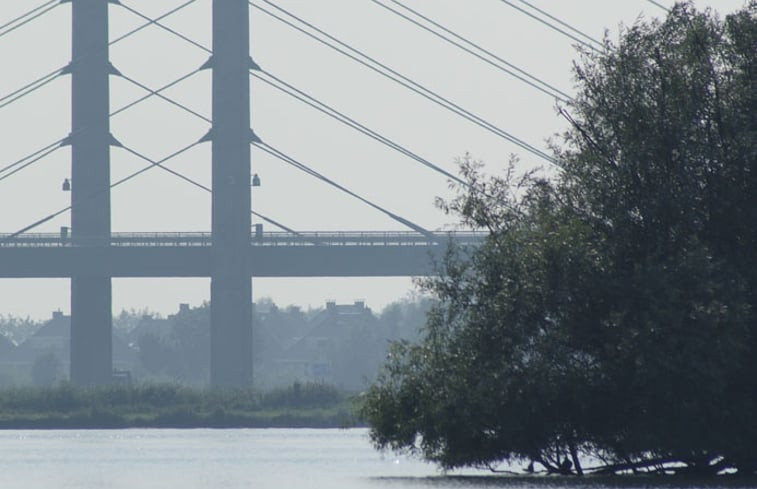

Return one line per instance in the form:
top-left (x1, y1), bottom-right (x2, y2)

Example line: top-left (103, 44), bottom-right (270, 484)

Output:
top-left (0, 231), bottom-right (487, 248)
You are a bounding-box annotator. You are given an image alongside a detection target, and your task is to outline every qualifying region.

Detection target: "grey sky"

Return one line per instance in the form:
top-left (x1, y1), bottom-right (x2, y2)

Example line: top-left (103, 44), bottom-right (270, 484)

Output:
top-left (0, 0), bottom-right (747, 319)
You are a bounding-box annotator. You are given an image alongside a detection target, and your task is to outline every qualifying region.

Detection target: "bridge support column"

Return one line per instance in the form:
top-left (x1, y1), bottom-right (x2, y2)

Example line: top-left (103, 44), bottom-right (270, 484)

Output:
top-left (69, 0), bottom-right (113, 385)
top-left (209, 0), bottom-right (253, 387)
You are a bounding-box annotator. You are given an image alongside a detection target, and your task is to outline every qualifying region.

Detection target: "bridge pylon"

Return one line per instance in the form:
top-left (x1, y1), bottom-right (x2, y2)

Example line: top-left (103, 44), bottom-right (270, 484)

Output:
top-left (208, 0), bottom-right (254, 388)
top-left (69, 0), bottom-right (114, 386)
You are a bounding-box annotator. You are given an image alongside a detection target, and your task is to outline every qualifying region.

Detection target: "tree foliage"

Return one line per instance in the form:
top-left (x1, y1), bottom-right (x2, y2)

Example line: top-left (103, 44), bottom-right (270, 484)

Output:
top-left (361, 2), bottom-right (757, 475)
top-left (0, 314), bottom-right (42, 345)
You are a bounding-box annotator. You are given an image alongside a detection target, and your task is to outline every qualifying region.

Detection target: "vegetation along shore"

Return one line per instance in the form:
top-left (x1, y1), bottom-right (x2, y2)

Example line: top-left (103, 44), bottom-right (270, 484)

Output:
top-left (0, 382), bottom-right (360, 429)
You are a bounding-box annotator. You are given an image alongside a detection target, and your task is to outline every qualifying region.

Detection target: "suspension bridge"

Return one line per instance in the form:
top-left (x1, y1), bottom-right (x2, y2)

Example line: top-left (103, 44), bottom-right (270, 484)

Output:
top-left (0, 0), bottom-right (639, 387)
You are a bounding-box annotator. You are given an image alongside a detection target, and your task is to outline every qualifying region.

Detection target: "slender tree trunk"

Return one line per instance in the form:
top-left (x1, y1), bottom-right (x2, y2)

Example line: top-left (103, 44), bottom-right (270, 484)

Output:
top-left (569, 442), bottom-right (583, 476)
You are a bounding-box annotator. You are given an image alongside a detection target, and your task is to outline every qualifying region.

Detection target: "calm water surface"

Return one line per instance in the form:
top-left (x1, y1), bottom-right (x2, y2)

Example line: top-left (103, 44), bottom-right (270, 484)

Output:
top-left (0, 428), bottom-right (476, 489)
top-left (0, 428), bottom-right (753, 489)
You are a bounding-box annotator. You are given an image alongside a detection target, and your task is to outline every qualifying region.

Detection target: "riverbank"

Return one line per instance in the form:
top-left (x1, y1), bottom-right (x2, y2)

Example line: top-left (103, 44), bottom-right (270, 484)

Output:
top-left (0, 383), bottom-right (362, 429)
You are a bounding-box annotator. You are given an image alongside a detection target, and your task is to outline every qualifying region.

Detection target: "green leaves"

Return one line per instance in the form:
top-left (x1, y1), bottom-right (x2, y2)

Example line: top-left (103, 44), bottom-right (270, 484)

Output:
top-left (362, 1), bottom-right (757, 476)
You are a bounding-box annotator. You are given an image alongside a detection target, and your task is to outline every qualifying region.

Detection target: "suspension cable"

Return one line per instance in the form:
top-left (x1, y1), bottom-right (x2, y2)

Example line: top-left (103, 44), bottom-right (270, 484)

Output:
top-left (645, 0), bottom-right (670, 11)
top-left (118, 0), bottom-right (556, 165)
top-left (1, 1), bottom-right (294, 236)
top-left (255, 73), bottom-right (515, 221)
top-left (0, 1), bottom-right (196, 114)
top-left (110, 0), bottom-right (199, 46)
top-left (261, 70), bottom-right (516, 210)
top-left (118, 71), bottom-right (211, 123)
top-left (108, 8), bottom-right (455, 232)
top-left (5, 208), bottom-right (71, 239)
top-left (252, 1), bottom-right (556, 165)
top-left (0, 67), bottom-right (64, 111)
top-left (250, 211), bottom-right (300, 235)
top-left (112, 1), bottom-right (464, 182)
top-left (1, 68), bottom-right (204, 187)
top-left (117, 2), bottom-right (211, 54)
top-left (0, 0), bottom-right (60, 41)
top-left (111, 68), bottom-right (203, 118)
top-left (99, 2), bottom-right (474, 185)
top-left (0, 0), bottom-right (58, 33)
top-left (516, 0), bottom-right (604, 48)
top-left (254, 70), bottom-right (466, 186)
top-left (257, 72), bottom-right (513, 210)
top-left (5, 141), bottom-right (201, 239)
top-left (119, 144), bottom-right (210, 192)
top-left (0, 67), bottom-right (63, 106)
top-left (498, 0), bottom-right (601, 53)
top-left (120, 144), bottom-right (299, 234)
top-left (371, 0), bottom-right (571, 102)
top-left (0, 66), bottom-right (202, 187)
top-left (0, 138), bottom-right (65, 178)
top-left (0, 142), bottom-right (63, 183)
top-left (109, 0), bottom-right (554, 166)
top-left (110, 141), bottom-right (201, 190)
top-left (253, 141), bottom-right (435, 238)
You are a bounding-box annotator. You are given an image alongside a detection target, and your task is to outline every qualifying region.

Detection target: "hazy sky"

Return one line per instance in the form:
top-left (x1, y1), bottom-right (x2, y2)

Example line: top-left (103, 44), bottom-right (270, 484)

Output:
top-left (0, 0), bottom-right (747, 319)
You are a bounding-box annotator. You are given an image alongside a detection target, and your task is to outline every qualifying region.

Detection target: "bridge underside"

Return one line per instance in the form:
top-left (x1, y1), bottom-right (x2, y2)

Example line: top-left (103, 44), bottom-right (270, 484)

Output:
top-left (0, 245), bottom-right (444, 278)
top-left (0, 233), bottom-right (476, 386)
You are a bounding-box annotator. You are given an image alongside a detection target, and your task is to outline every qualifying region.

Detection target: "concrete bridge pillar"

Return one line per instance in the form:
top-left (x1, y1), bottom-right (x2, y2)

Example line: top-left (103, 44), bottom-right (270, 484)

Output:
top-left (69, 0), bottom-right (113, 385)
top-left (209, 0), bottom-right (253, 387)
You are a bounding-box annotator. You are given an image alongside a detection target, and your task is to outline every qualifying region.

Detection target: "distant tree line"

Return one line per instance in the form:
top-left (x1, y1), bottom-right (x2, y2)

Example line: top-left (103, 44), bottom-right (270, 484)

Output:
top-left (0, 297), bottom-right (432, 389)
top-left (0, 315), bottom-right (41, 345)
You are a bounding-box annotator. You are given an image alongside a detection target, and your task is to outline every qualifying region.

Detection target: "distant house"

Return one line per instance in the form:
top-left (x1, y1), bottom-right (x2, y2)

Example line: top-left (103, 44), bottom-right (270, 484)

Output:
top-left (126, 313), bottom-right (173, 346)
top-left (11, 311), bottom-right (71, 377)
top-left (277, 301), bottom-right (380, 389)
top-left (11, 311), bottom-right (139, 381)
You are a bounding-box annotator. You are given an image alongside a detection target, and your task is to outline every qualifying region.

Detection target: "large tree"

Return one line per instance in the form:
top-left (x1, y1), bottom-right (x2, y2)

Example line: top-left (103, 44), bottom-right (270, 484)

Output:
top-left (361, 2), bottom-right (757, 475)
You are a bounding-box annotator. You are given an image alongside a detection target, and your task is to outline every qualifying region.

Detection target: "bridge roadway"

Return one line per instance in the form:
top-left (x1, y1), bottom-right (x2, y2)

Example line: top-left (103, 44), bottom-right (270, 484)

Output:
top-left (0, 231), bottom-right (485, 278)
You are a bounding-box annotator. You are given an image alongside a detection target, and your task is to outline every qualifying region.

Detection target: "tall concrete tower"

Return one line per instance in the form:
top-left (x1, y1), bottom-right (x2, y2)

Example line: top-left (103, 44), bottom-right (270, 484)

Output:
top-left (209, 0), bottom-right (253, 387)
top-left (69, 0), bottom-right (113, 386)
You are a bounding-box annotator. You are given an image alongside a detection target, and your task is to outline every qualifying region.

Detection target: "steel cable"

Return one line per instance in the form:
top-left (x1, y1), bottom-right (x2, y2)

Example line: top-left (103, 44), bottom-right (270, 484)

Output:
top-left (498, 0), bottom-right (602, 53)
top-left (253, 141), bottom-right (435, 238)
top-left (117, 1), bottom-right (211, 54)
top-left (0, 66), bottom-right (204, 186)
top-left (0, 143), bottom-right (63, 183)
top-left (0, 0), bottom-right (60, 40)
top-left (515, 0), bottom-right (604, 48)
top-left (372, 0), bottom-right (572, 102)
top-left (111, 68), bottom-right (203, 118)
top-left (0, 1), bottom-right (197, 113)
top-left (109, 5), bottom-right (468, 186)
top-left (253, 1), bottom-right (556, 165)
top-left (254, 70), bottom-right (467, 187)
top-left (110, 0), bottom-right (198, 46)
top-left (0, 68), bottom-right (64, 111)
top-left (0, 0), bottom-right (58, 33)
top-left (0, 138), bottom-right (66, 178)
top-left (646, 0), bottom-right (670, 11)
top-left (5, 141), bottom-right (201, 238)
top-left (120, 144), bottom-right (298, 234)
top-left (108, 6), bottom-right (470, 191)
top-left (118, 72), bottom-right (211, 123)
top-left (110, 2), bottom-right (556, 167)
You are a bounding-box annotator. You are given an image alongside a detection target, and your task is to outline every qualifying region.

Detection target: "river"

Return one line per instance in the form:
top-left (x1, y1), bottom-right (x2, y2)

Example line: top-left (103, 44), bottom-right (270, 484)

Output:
top-left (0, 428), bottom-right (481, 489)
top-left (0, 428), bottom-right (751, 489)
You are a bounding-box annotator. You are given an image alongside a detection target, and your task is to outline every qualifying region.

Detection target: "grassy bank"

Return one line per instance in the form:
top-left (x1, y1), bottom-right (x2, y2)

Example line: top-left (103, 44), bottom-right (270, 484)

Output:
top-left (0, 382), bottom-right (362, 429)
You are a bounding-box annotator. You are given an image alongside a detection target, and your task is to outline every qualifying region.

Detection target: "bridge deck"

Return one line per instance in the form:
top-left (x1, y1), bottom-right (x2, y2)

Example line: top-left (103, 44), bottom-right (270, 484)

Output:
top-left (0, 231), bottom-right (484, 278)
top-left (0, 231), bottom-right (484, 247)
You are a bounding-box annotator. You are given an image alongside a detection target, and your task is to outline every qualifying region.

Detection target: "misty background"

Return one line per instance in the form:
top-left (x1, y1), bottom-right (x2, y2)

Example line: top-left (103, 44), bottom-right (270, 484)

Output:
top-left (0, 0), bottom-right (743, 320)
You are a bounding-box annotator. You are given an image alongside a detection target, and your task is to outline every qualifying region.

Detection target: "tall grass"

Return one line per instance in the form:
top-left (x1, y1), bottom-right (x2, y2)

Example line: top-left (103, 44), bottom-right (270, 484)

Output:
top-left (0, 382), bottom-right (358, 428)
